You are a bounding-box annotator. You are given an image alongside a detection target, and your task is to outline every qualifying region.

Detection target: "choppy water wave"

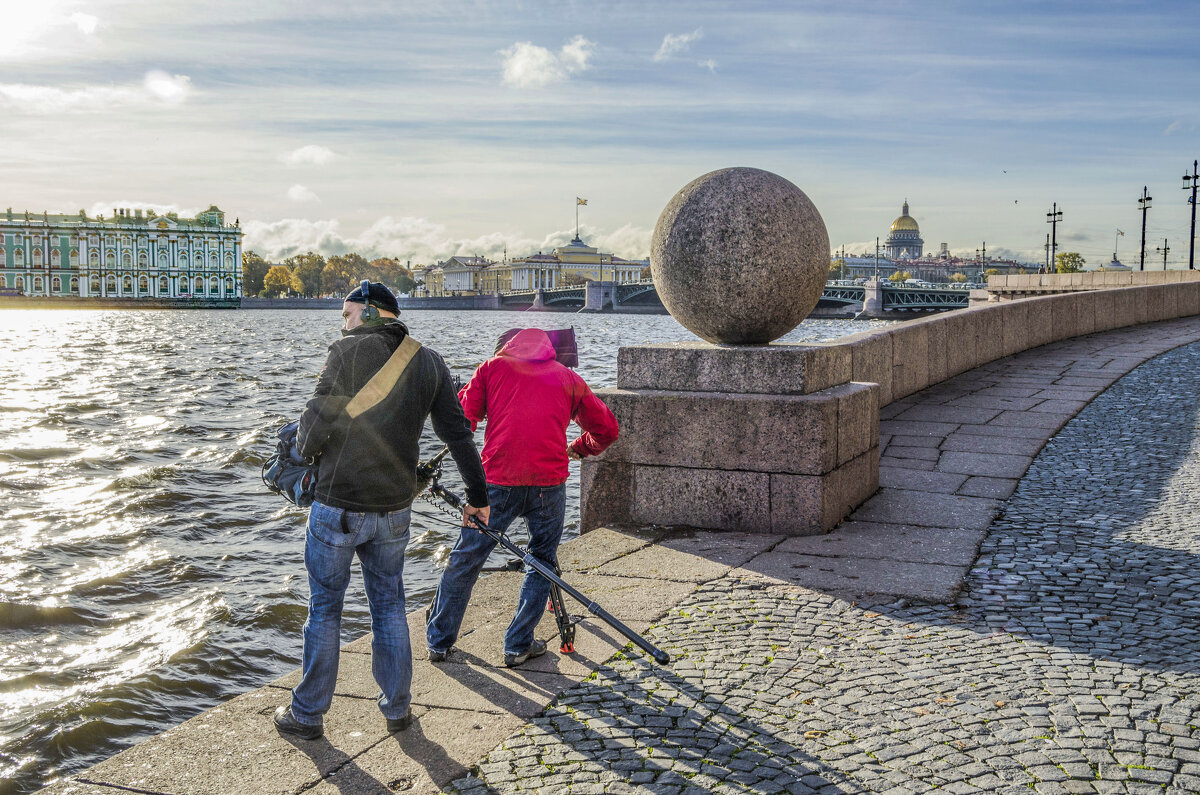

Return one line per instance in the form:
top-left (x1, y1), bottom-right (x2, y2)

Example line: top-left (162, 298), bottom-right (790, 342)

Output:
top-left (0, 308), bottom-right (891, 794)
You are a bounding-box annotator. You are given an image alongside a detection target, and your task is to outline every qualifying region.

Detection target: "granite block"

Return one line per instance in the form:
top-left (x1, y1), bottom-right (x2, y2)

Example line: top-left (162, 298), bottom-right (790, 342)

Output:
top-left (595, 387), bottom-right (840, 475)
top-left (615, 341), bottom-right (851, 395)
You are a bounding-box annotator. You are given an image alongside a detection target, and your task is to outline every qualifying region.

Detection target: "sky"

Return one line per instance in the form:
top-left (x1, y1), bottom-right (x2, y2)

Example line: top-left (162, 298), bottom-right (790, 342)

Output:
top-left (2, 0), bottom-right (1198, 268)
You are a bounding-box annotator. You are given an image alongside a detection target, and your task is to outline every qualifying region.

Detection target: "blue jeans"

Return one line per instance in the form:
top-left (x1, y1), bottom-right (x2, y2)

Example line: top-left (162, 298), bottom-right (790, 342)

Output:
top-left (427, 483), bottom-right (566, 657)
top-left (290, 501), bottom-right (412, 726)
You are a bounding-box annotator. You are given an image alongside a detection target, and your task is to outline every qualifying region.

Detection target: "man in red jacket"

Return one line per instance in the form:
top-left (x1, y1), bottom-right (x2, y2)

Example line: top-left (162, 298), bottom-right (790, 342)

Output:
top-left (426, 328), bottom-right (618, 667)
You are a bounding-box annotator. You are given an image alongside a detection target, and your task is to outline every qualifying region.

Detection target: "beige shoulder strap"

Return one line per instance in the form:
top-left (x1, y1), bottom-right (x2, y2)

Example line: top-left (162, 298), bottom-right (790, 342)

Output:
top-left (345, 335), bottom-right (422, 419)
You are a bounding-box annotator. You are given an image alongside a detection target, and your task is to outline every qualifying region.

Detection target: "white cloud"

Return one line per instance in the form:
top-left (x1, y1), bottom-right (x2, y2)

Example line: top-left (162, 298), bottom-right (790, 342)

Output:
top-left (0, 71), bottom-right (193, 113)
top-left (280, 145), bottom-right (337, 166)
top-left (287, 184), bottom-right (320, 203)
top-left (500, 35), bottom-right (594, 88)
top-left (241, 215), bottom-right (650, 263)
top-left (4, 3), bottom-right (99, 59)
top-left (143, 71), bottom-right (191, 104)
top-left (70, 12), bottom-right (99, 36)
top-left (1164, 119), bottom-right (1183, 135)
top-left (698, 59), bottom-right (718, 73)
top-left (653, 29), bottom-right (703, 62)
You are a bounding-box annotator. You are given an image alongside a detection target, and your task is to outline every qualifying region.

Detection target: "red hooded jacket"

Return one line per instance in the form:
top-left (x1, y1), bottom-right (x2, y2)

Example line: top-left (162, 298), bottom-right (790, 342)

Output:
top-left (458, 328), bottom-right (619, 486)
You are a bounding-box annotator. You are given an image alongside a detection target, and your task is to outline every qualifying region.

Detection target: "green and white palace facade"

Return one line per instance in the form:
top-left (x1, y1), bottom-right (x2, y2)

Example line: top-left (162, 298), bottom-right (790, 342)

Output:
top-left (0, 205), bottom-right (243, 300)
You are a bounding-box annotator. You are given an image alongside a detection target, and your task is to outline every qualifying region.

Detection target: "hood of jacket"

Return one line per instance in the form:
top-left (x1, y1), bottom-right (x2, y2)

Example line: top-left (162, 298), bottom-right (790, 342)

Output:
top-left (498, 328), bottom-right (556, 362)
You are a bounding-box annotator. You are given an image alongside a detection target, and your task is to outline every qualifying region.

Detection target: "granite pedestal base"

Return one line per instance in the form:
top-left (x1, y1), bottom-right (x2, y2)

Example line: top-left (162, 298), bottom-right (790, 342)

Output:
top-left (581, 343), bottom-right (881, 536)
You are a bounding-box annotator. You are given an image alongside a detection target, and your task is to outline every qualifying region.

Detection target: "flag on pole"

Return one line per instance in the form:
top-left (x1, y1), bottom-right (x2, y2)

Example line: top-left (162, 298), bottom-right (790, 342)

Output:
top-left (1117, 229), bottom-right (1125, 236)
top-left (577, 197), bottom-right (588, 205)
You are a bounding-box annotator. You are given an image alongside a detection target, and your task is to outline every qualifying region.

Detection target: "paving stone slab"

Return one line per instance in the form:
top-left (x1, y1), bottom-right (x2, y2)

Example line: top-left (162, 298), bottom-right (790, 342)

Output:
top-left (957, 476), bottom-right (1020, 499)
top-left (78, 688), bottom-right (391, 795)
top-left (985, 410), bottom-right (1073, 430)
top-left (879, 466), bottom-right (969, 494)
top-left (590, 542), bottom-right (734, 583)
top-left (936, 451), bottom-right (1033, 479)
top-left (775, 521), bottom-right (986, 566)
top-left (940, 433), bottom-right (1047, 457)
top-left (851, 488), bottom-right (1001, 530)
top-left (892, 405), bottom-right (1003, 425)
top-left (557, 527), bottom-right (661, 572)
top-left (655, 529), bottom-right (782, 567)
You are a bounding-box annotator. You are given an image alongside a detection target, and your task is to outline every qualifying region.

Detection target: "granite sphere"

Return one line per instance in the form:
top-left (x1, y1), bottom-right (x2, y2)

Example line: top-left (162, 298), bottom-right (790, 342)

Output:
top-left (651, 167), bottom-right (830, 344)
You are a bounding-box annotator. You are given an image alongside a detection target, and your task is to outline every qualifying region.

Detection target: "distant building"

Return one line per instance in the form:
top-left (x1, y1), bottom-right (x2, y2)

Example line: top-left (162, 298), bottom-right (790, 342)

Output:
top-left (884, 200), bottom-right (924, 259)
top-left (414, 236), bottom-right (647, 296)
top-left (0, 205), bottom-right (243, 299)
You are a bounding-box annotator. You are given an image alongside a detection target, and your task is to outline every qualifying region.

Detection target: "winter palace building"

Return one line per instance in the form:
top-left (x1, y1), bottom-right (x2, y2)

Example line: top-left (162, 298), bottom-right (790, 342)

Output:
top-left (0, 205), bottom-right (244, 300)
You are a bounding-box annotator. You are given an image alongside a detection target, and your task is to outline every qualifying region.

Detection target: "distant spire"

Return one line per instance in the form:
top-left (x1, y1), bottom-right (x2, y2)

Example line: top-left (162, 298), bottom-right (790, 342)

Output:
top-left (902, 199), bottom-right (910, 216)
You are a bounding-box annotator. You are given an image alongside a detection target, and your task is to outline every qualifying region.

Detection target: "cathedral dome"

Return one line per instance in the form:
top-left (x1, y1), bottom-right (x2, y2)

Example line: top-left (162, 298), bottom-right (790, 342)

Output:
top-left (890, 200), bottom-right (919, 232)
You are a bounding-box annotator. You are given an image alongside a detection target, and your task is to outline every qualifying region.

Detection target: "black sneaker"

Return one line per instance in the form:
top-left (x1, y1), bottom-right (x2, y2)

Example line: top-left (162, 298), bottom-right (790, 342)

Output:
top-left (504, 638), bottom-right (548, 668)
top-left (273, 705), bottom-right (323, 740)
top-left (386, 708), bottom-right (413, 733)
top-left (428, 647), bottom-right (449, 662)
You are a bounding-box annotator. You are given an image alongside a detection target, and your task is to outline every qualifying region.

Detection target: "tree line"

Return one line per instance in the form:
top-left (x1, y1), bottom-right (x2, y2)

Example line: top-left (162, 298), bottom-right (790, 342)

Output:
top-left (241, 252), bottom-right (418, 298)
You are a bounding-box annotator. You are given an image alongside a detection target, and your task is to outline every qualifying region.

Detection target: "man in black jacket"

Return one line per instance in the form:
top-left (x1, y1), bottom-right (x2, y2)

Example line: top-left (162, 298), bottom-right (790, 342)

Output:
top-left (273, 282), bottom-right (489, 741)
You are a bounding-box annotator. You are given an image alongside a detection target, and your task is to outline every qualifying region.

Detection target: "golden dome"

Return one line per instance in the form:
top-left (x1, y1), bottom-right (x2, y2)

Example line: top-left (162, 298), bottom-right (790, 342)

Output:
top-left (890, 200), bottom-right (919, 232)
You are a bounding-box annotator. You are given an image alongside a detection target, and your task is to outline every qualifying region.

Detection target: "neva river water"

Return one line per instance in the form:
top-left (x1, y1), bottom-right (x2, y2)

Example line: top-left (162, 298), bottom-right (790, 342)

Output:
top-left (0, 308), bottom-right (893, 794)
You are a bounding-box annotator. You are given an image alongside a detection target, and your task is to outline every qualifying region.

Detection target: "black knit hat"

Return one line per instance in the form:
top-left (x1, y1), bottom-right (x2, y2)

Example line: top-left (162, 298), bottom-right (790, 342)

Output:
top-left (345, 281), bottom-right (400, 315)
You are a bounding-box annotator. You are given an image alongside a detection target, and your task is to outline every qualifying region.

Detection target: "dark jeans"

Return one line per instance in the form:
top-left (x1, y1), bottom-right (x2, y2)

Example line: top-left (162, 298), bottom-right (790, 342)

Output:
top-left (426, 483), bottom-right (566, 656)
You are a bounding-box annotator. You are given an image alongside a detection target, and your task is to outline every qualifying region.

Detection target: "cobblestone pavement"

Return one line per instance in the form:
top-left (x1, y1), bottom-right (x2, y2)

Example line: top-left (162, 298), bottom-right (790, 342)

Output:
top-left (445, 342), bottom-right (1200, 794)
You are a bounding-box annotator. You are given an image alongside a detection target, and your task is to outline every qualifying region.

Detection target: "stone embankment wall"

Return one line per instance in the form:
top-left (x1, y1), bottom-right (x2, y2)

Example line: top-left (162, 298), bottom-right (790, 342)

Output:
top-left (583, 275), bottom-right (1200, 537)
top-left (843, 277), bottom-right (1200, 407)
top-left (985, 269), bottom-right (1200, 301)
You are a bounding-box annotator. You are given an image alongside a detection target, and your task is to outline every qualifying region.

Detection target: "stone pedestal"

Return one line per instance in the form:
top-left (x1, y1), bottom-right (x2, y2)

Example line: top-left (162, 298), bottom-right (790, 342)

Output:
top-left (581, 342), bottom-right (880, 536)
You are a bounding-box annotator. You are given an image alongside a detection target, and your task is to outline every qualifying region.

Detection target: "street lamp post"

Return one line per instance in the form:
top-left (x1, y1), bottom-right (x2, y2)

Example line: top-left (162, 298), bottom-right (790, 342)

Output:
top-left (1138, 187), bottom-right (1152, 271)
top-left (1156, 239), bottom-right (1170, 270)
top-left (1184, 160), bottom-right (1198, 271)
top-left (1046, 204), bottom-right (1062, 273)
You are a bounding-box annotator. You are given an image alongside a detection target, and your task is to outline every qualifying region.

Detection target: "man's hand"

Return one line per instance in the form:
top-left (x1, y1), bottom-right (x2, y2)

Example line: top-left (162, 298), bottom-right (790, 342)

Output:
top-left (567, 447), bottom-right (582, 461)
top-left (463, 503), bottom-right (490, 529)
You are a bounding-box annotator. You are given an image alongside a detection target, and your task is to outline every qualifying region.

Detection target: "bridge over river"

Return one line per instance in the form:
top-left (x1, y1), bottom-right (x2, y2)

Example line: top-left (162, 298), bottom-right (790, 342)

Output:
top-left (493, 279), bottom-right (971, 313)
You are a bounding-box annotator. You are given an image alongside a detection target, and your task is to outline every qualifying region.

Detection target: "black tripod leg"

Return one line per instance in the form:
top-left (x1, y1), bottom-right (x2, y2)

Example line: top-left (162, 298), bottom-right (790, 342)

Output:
top-left (548, 581), bottom-right (575, 653)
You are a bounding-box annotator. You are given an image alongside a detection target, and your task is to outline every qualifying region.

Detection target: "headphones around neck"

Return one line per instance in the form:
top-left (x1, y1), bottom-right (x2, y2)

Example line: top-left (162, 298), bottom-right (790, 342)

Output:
top-left (359, 279), bottom-right (379, 322)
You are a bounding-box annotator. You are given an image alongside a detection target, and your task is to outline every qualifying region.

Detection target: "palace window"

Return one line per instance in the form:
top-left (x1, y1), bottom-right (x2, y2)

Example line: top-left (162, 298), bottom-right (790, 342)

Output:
top-left (90, 276), bottom-right (100, 291)
top-left (193, 253), bottom-right (203, 269)
top-left (15, 277), bottom-right (24, 291)
top-left (106, 274), bottom-right (116, 289)
top-left (178, 276), bottom-right (188, 292)
top-left (32, 249), bottom-right (42, 266)
top-left (224, 254), bottom-right (234, 269)
top-left (33, 277), bottom-right (43, 291)
top-left (138, 275), bottom-right (149, 290)
top-left (225, 277), bottom-right (234, 292)
top-left (52, 276), bottom-right (61, 292)
top-left (13, 249), bottom-right (22, 266)
top-left (70, 276), bottom-right (78, 292)
top-left (138, 252), bottom-right (148, 267)
top-left (106, 252), bottom-right (116, 268)
top-left (178, 253), bottom-right (187, 269)
top-left (51, 249), bottom-right (61, 267)
top-left (159, 276), bottom-right (169, 292)
top-left (209, 276), bottom-right (219, 293)
top-left (123, 275), bottom-right (132, 289)
top-left (193, 275), bottom-right (204, 292)
top-left (121, 252), bottom-right (132, 267)
top-left (89, 251), bottom-right (99, 266)
top-left (158, 252), bottom-right (168, 268)
top-left (69, 249), bottom-right (79, 267)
